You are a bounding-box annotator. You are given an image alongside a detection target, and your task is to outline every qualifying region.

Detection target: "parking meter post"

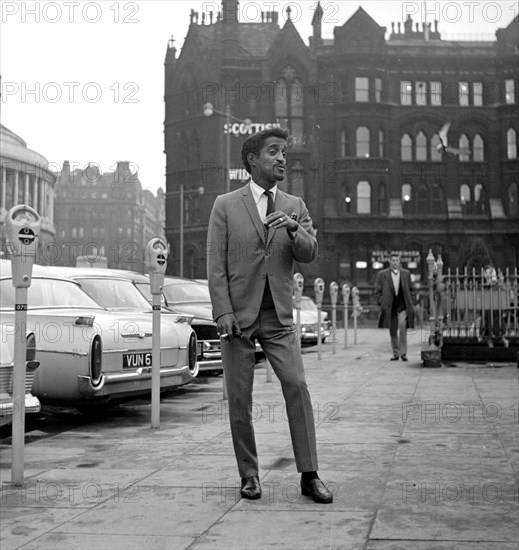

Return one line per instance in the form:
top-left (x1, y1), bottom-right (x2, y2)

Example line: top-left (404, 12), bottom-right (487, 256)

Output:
top-left (342, 284), bottom-right (350, 349)
top-left (352, 287), bottom-right (360, 344)
top-left (330, 282), bottom-right (338, 355)
top-left (314, 278), bottom-right (325, 360)
top-left (222, 372), bottom-right (228, 400)
top-left (265, 358), bottom-right (273, 383)
top-left (145, 238), bottom-right (168, 429)
top-left (293, 274), bottom-right (304, 341)
top-left (5, 205), bottom-right (41, 484)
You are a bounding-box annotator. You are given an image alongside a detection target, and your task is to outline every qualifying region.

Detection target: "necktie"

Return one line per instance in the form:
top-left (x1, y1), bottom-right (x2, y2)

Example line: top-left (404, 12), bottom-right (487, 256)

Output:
top-left (264, 190), bottom-right (275, 217)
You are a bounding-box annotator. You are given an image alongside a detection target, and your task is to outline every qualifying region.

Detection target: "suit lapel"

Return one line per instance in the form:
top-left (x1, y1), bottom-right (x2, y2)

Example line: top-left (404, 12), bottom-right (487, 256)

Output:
top-left (242, 184), bottom-right (266, 244)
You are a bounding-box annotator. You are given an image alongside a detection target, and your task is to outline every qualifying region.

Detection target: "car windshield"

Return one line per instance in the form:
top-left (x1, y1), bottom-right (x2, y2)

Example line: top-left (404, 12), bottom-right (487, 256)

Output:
top-left (0, 278), bottom-right (100, 309)
top-left (77, 278), bottom-right (152, 310)
top-left (162, 282), bottom-right (211, 304)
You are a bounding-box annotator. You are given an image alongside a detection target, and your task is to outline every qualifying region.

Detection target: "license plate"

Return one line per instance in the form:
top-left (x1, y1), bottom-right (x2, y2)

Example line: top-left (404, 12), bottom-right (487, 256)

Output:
top-left (123, 353), bottom-right (152, 369)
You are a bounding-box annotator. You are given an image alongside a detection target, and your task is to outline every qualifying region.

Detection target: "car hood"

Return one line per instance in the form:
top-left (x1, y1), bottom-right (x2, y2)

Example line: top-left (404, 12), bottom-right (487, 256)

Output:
top-left (292, 309), bottom-right (328, 324)
top-left (167, 304), bottom-right (214, 324)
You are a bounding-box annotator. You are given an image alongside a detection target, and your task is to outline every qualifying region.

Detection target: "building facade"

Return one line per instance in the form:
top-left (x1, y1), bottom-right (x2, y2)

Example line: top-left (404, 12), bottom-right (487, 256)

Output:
top-left (0, 124), bottom-right (57, 261)
top-left (164, 1), bottom-right (519, 298)
top-left (53, 161), bottom-right (165, 273)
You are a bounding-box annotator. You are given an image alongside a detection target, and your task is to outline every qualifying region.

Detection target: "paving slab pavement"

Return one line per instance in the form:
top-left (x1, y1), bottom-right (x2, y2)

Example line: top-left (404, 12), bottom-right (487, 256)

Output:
top-left (1, 327), bottom-right (518, 550)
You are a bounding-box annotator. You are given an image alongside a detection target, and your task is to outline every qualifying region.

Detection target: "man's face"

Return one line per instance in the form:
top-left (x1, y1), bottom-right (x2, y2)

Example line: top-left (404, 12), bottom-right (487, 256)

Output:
top-left (250, 137), bottom-right (287, 187)
top-left (390, 256), bottom-right (401, 271)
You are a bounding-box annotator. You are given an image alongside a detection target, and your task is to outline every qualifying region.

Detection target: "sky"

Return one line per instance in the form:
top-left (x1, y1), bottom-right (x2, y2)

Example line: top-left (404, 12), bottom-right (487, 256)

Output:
top-left (1, 0), bottom-right (517, 193)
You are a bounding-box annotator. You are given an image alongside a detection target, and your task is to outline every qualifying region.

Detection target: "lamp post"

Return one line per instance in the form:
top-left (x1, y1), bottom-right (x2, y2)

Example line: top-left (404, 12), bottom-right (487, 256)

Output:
top-left (203, 103), bottom-right (251, 194)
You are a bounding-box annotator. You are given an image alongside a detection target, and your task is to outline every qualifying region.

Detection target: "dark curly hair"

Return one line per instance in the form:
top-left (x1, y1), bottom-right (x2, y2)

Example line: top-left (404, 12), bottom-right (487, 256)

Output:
top-left (241, 127), bottom-right (289, 174)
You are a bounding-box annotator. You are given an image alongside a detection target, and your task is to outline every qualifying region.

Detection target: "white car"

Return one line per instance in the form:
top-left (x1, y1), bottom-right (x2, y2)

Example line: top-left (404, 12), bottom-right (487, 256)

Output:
top-left (0, 261), bottom-right (198, 408)
top-left (0, 324), bottom-right (41, 427)
top-left (293, 296), bottom-right (331, 345)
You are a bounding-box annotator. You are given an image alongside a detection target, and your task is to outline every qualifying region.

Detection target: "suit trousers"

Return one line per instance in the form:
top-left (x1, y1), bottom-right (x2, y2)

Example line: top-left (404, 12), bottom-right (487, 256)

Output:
top-left (221, 307), bottom-right (319, 478)
top-left (390, 309), bottom-right (408, 356)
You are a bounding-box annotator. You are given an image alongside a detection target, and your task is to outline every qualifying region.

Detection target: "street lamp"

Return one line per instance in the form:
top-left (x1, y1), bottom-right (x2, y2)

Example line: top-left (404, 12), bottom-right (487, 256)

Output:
top-left (203, 102), bottom-right (251, 193)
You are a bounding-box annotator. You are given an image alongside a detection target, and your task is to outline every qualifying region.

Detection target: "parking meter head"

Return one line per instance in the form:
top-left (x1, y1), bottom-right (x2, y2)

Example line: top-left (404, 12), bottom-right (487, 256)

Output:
top-left (293, 273), bottom-right (304, 304)
top-left (329, 282), bottom-right (338, 306)
top-left (145, 238), bottom-right (168, 295)
top-left (351, 286), bottom-right (360, 305)
top-left (341, 284), bottom-right (351, 304)
top-left (6, 205), bottom-right (41, 288)
top-left (313, 277), bottom-right (325, 306)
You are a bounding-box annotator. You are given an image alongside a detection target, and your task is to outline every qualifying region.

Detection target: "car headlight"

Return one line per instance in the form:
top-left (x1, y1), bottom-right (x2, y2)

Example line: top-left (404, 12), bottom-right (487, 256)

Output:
top-left (26, 333), bottom-right (37, 362)
top-left (90, 335), bottom-right (103, 386)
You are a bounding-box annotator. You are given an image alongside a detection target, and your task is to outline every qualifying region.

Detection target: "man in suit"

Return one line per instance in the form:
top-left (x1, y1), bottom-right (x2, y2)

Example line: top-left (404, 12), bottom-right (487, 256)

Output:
top-left (207, 127), bottom-right (333, 504)
top-left (374, 253), bottom-right (415, 361)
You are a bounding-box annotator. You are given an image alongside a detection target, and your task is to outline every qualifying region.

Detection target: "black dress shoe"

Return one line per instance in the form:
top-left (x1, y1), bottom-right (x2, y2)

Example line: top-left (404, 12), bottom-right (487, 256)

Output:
top-left (301, 478), bottom-right (333, 504)
top-left (390, 355), bottom-right (399, 361)
top-left (401, 354), bottom-right (408, 361)
top-left (240, 476), bottom-right (261, 500)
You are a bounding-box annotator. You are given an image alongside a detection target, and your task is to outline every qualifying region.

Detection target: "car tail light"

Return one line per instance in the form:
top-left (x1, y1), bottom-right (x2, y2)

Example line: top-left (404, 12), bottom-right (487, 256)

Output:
top-left (90, 335), bottom-right (103, 386)
top-left (26, 333), bottom-right (37, 362)
top-left (188, 332), bottom-right (197, 374)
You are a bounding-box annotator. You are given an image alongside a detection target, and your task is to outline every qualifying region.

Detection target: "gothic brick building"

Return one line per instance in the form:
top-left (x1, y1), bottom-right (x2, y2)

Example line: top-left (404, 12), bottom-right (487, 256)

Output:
top-left (164, 1), bottom-right (518, 298)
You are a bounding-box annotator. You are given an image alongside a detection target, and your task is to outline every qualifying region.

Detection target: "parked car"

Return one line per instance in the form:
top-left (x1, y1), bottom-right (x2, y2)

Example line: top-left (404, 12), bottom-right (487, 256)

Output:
top-left (0, 261), bottom-right (198, 408)
top-left (0, 324), bottom-right (41, 427)
top-left (98, 271), bottom-right (224, 374)
top-left (293, 296), bottom-right (331, 345)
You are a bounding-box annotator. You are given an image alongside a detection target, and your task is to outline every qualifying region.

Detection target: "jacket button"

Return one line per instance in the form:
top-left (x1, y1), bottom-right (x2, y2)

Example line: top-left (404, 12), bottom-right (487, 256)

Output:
top-left (262, 274), bottom-right (266, 279)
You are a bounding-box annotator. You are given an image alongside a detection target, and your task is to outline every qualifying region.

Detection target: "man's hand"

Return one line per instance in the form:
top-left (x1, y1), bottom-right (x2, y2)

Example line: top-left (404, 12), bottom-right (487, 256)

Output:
top-left (265, 211), bottom-right (298, 232)
top-left (216, 313), bottom-right (242, 342)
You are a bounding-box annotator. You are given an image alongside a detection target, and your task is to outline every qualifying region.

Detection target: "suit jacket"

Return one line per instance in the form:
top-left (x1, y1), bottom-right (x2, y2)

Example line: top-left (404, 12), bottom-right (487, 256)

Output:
top-left (207, 183), bottom-right (317, 329)
top-left (374, 267), bottom-right (415, 329)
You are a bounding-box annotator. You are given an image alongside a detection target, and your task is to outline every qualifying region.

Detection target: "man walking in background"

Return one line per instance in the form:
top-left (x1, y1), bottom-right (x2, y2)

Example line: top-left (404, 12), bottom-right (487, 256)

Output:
top-left (374, 252), bottom-right (415, 361)
top-left (207, 127), bottom-right (333, 504)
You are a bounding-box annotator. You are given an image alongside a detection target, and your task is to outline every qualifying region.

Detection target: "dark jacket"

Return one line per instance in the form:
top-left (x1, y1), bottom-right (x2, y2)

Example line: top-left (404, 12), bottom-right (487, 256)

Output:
top-left (374, 268), bottom-right (415, 329)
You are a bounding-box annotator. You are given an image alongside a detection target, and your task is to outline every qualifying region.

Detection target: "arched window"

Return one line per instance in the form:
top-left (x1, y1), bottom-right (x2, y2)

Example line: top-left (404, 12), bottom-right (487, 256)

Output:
top-left (416, 131), bottom-right (427, 161)
top-left (460, 184), bottom-right (471, 205)
top-left (431, 134), bottom-right (442, 161)
top-left (356, 127), bottom-right (370, 157)
top-left (432, 185), bottom-right (443, 214)
top-left (474, 184), bottom-right (486, 214)
top-left (417, 184), bottom-right (429, 214)
top-left (459, 134), bottom-right (470, 162)
top-left (508, 182), bottom-right (518, 217)
top-left (275, 71), bottom-right (304, 146)
top-left (357, 181), bottom-right (371, 213)
top-left (507, 128), bottom-right (517, 159)
top-left (402, 183), bottom-right (413, 214)
top-left (340, 129), bottom-right (348, 157)
top-left (378, 182), bottom-right (388, 214)
top-left (343, 183), bottom-right (352, 213)
top-left (473, 134), bottom-right (484, 162)
top-left (378, 129), bottom-right (385, 158)
top-left (401, 134), bottom-right (412, 161)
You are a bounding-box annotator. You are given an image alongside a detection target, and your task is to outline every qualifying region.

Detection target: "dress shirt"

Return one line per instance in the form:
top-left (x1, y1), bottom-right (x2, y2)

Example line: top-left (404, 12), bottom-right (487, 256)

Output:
top-left (391, 269), bottom-right (400, 295)
top-left (250, 180), bottom-right (278, 223)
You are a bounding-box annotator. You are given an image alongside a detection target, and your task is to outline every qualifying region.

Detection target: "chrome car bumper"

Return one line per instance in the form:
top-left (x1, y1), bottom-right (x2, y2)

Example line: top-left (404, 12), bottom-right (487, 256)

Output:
top-left (77, 363), bottom-right (199, 397)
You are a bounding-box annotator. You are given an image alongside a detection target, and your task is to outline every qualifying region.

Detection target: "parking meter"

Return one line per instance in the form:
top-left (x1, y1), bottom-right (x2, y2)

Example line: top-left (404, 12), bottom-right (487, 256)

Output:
top-left (5, 205), bottom-right (41, 485)
top-left (352, 287), bottom-right (360, 344)
top-left (314, 278), bottom-right (325, 360)
top-left (293, 273), bottom-right (304, 305)
top-left (5, 205), bottom-right (41, 288)
top-left (330, 282), bottom-right (338, 354)
top-left (314, 278), bottom-right (325, 307)
top-left (145, 238), bottom-right (168, 295)
top-left (342, 284), bottom-right (351, 349)
top-left (144, 238), bottom-right (168, 429)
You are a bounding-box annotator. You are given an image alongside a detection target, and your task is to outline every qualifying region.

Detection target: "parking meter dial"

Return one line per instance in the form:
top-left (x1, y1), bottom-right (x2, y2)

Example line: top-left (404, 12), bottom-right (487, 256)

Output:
top-left (145, 238), bottom-right (169, 295)
top-left (313, 278), bottom-right (325, 307)
top-left (342, 284), bottom-right (351, 305)
top-left (330, 282), bottom-right (338, 306)
top-left (6, 205), bottom-right (41, 288)
top-left (293, 273), bottom-right (304, 305)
